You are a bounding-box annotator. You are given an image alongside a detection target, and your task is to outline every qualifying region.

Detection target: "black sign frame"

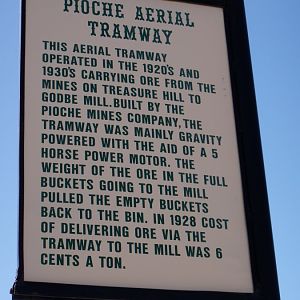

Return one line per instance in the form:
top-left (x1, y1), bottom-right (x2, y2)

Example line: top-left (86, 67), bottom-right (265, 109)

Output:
top-left (12, 0), bottom-right (280, 299)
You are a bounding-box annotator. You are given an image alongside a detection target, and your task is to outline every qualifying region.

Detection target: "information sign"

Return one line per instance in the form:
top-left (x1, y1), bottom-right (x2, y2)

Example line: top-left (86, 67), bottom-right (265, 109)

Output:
top-left (12, 1), bottom-right (280, 299)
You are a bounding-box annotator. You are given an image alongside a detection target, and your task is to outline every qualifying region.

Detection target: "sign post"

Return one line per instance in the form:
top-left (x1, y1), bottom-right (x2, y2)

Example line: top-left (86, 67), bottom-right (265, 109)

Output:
top-left (12, 0), bottom-right (280, 299)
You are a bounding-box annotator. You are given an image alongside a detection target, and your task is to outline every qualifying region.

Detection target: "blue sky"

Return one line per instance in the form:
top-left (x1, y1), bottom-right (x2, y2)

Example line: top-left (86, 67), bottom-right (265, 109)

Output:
top-left (0, 0), bottom-right (299, 299)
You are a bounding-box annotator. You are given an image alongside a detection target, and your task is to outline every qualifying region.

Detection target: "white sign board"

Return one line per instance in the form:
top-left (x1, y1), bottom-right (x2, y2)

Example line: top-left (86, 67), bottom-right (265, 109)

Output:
top-left (23, 0), bottom-right (253, 293)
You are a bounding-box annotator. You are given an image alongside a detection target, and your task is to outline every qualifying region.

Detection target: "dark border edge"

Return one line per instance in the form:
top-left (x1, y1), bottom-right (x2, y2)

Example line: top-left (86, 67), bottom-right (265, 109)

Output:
top-left (16, 0), bottom-right (26, 285)
top-left (223, 0), bottom-right (280, 299)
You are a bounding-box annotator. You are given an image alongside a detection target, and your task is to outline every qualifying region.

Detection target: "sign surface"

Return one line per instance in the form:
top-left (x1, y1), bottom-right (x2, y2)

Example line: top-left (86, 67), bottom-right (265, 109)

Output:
top-left (18, 0), bottom-right (280, 298)
top-left (23, 0), bottom-right (252, 292)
